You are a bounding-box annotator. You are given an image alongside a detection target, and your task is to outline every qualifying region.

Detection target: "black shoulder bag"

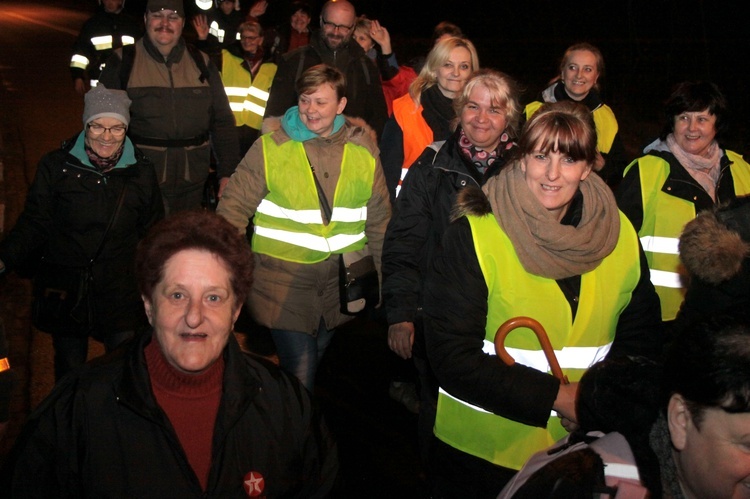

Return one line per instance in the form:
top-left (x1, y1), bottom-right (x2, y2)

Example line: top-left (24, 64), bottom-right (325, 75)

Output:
top-left (32, 184), bottom-right (128, 336)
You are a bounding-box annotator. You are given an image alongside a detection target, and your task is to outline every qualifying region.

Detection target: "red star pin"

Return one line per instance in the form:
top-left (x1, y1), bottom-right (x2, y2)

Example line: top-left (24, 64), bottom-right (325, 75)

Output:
top-left (243, 470), bottom-right (265, 497)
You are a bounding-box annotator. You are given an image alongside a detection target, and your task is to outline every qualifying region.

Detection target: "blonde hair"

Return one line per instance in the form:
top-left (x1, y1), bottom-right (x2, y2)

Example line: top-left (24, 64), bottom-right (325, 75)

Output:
top-left (454, 69), bottom-right (522, 140)
top-left (408, 36), bottom-right (479, 106)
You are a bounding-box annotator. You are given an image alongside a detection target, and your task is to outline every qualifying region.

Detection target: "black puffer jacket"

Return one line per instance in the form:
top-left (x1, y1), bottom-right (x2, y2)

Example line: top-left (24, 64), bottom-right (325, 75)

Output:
top-left (382, 128), bottom-right (513, 327)
top-left (0, 134), bottom-right (163, 336)
top-left (0, 332), bottom-right (339, 498)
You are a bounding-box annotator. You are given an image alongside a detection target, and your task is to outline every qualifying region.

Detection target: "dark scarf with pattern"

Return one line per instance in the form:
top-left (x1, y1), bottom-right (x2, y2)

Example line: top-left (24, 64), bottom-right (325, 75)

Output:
top-left (457, 128), bottom-right (512, 175)
top-left (85, 142), bottom-right (123, 173)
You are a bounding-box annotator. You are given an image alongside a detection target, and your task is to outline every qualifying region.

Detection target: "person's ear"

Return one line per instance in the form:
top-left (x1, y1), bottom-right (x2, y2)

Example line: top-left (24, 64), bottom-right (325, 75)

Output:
top-left (519, 156), bottom-right (527, 174)
top-left (580, 163), bottom-right (593, 181)
top-left (142, 296), bottom-right (154, 326)
top-left (668, 393), bottom-right (690, 451)
top-left (336, 96), bottom-right (347, 115)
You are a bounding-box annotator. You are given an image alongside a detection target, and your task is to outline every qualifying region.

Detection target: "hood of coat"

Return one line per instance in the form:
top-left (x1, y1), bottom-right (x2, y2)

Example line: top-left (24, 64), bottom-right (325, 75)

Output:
top-left (451, 184), bottom-right (492, 222)
top-left (260, 114), bottom-right (378, 153)
top-left (679, 202), bottom-right (750, 284)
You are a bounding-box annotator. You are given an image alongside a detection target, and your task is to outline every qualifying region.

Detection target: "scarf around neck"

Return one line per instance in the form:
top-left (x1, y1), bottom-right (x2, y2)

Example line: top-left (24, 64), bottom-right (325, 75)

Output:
top-left (484, 162), bottom-right (620, 279)
top-left (666, 133), bottom-right (722, 201)
top-left (420, 84), bottom-right (455, 140)
top-left (281, 105), bottom-right (345, 142)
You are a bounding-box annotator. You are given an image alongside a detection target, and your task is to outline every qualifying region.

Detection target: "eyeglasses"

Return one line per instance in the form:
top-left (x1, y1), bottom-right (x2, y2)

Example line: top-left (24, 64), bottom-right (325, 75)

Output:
top-left (87, 123), bottom-right (127, 137)
top-left (241, 35), bottom-right (261, 42)
top-left (321, 19), bottom-right (353, 33)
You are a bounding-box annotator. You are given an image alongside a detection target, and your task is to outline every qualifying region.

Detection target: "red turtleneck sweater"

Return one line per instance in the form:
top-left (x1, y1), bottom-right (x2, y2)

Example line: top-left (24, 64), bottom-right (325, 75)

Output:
top-left (145, 340), bottom-right (224, 491)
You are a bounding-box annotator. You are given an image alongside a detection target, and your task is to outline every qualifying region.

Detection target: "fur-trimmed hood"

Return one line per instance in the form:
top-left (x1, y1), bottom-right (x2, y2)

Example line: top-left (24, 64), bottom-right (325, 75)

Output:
top-left (450, 185), bottom-right (491, 222)
top-left (679, 197), bottom-right (750, 284)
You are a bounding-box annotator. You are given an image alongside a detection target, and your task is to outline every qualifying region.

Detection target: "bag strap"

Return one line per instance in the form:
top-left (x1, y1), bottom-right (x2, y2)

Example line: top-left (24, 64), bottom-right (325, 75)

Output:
top-left (307, 151), bottom-right (332, 225)
top-left (88, 183), bottom-right (128, 265)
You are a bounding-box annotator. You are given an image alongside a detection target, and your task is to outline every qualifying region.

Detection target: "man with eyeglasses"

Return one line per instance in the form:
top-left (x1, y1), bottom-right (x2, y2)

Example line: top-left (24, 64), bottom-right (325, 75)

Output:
top-left (263, 0), bottom-right (387, 139)
top-left (99, 0), bottom-right (240, 214)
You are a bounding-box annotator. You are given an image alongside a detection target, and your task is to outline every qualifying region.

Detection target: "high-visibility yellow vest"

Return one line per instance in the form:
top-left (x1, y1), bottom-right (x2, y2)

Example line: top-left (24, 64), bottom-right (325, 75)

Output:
top-left (525, 100), bottom-right (618, 155)
top-left (625, 150), bottom-right (750, 320)
top-left (391, 94), bottom-right (433, 197)
top-left (434, 210), bottom-right (640, 471)
top-left (251, 135), bottom-right (375, 263)
top-left (221, 52), bottom-right (277, 130)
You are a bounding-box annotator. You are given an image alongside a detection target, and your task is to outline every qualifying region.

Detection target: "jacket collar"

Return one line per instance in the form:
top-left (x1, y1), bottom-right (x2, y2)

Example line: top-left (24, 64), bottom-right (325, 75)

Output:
top-left (648, 149), bottom-right (735, 210)
top-left (142, 35), bottom-right (186, 65)
top-left (116, 331), bottom-right (261, 434)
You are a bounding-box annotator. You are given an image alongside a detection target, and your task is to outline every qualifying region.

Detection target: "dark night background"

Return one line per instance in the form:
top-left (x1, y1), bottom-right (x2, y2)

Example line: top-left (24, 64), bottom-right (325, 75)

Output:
top-left (82, 0), bottom-right (750, 162)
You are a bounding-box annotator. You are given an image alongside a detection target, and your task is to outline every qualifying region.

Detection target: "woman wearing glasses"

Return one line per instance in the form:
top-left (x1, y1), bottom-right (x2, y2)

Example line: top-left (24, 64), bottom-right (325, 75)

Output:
top-left (0, 85), bottom-right (163, 381)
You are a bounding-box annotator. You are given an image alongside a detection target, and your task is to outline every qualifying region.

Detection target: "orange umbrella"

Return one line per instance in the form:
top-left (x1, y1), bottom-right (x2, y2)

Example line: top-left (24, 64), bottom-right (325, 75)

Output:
top-left (494, 316), bottom-right (569, 384)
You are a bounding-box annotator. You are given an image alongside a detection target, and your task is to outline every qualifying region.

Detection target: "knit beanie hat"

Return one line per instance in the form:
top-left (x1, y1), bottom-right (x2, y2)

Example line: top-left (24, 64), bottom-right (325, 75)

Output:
top-left (83, 85), bottom-right (131, 126)
top-left (147, 0), bottom-right (185, 17)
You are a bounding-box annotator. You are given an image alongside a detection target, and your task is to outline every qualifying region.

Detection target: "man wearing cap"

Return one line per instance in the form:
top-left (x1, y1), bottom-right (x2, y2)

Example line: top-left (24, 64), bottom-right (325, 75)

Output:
top-left (263, 0), bottom-right (388, 139)
top-left (99, 0), bottom-right (240, 213)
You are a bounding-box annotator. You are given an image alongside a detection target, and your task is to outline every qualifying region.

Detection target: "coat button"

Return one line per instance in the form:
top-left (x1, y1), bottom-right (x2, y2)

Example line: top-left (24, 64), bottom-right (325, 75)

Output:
top-left (324, 172), bottom-right (329, 178)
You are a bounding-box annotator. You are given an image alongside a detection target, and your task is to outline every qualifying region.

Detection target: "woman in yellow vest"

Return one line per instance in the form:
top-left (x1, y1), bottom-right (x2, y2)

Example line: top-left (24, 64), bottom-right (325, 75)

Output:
top-left (616, 81), bottom-right (750, 325)
top-left (422, 101), bottom-right (661, 497)
top-left (379, 36), bottom-right (479, 201)
top-left (216, 64), bottom-right (391, 391)
top-left (524, 43), bottom-right (627, 189)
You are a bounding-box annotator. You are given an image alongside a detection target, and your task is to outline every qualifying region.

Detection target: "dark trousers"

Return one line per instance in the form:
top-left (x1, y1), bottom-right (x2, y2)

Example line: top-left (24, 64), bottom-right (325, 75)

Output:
top-left (52, 330), bottom-right (135, 382)
top-left (430, 436), bottom-right (517, 499)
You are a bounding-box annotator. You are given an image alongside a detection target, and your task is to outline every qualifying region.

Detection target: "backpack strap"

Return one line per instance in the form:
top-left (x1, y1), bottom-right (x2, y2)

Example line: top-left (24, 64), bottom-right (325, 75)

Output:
top-left (119, 44), bottom-right (136, 89)
top-left (185, 43), bottom-right (210, 83)
top-left (295, 50), bottom-right (307, 83)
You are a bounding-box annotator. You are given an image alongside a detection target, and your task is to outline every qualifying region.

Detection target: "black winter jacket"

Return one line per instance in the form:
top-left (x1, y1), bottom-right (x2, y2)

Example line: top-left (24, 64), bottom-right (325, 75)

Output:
top-left (382, 129), bottom-right (512, 327)
top-left (0, 134), bottom-right (163, 337)
top-left (263, 33), bottom-right (388, 139)
top-left (69, 6), bottom-right (143, 82)
top-left (0, 332), bottom-right (338, 498)
top-left (422, 192), bottom-right (663, 428)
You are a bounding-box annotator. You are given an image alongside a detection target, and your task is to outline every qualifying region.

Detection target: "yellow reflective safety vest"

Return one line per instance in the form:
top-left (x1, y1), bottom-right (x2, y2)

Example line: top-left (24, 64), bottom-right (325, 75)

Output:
top-left (252, 135), bottom-right (376, 263)
top-left (525, 100), bottom-right (618, 155)
top-left (221, 51), bottom-right (277, 130)
top-left (434, 210), bottom-right (641, 471)
top-left (625, 151), bottom-right (750, 320)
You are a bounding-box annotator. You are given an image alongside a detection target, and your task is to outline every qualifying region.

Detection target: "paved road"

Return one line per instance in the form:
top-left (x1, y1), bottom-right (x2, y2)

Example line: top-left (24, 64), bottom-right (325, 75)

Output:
top-left (0, 2), bottom-right (426, 496)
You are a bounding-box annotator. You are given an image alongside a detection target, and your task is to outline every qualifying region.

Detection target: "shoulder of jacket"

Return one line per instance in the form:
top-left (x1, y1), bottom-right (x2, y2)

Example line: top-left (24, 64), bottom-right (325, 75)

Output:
top-left (343, 116), bottom-right (378, 150)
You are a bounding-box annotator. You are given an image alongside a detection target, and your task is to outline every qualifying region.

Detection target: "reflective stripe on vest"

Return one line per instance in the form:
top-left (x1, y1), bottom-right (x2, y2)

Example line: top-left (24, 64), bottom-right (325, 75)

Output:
top-left (70, 54), bottom-right (89, 70)
top-left (209, 21), bottom-right (225, 43)
top-left (91, 35), bottom-right (113, 50)
top-left (252, 135), bottom-right (375, 263)
top-left (391, 94), bottom-right (433, 197)
top-left (628, 151), bottom-right (750, 320)
top-left (434, 210), bottom-right (641, 471)
top-left (221, 51), bottom-right (277, 130)
top-left (525, 100), bottom-right (618, 154)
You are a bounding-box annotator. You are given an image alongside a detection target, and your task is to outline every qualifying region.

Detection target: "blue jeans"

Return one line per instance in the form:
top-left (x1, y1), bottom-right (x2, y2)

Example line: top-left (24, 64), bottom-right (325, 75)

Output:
top-left (271, 319), bottom-right (335, 392)
top-left (52, 330), bottom-right (135, 382)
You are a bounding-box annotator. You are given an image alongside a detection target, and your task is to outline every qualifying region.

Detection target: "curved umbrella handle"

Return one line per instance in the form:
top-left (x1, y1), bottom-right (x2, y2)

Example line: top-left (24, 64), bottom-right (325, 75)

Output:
top-left (494, 316), bottom-right (569, 384)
